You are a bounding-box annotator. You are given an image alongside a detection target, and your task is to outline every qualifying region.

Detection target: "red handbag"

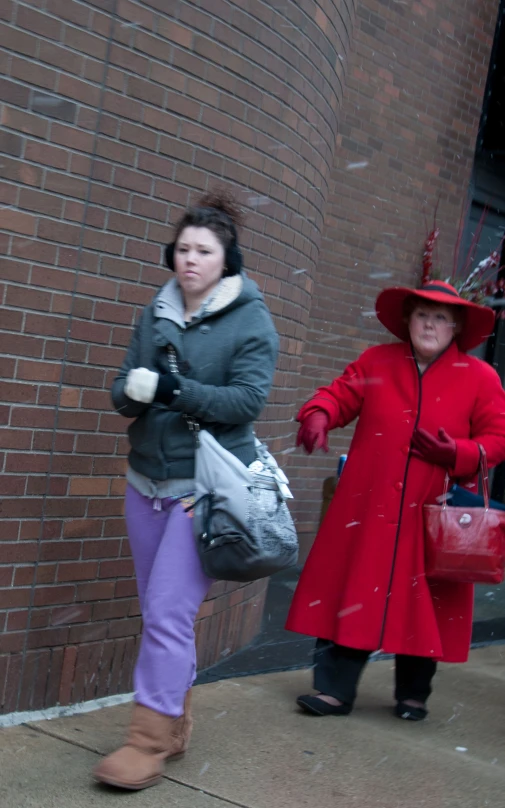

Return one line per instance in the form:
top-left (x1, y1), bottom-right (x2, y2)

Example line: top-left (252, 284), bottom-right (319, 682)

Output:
top-left (424, 446), bottom-right (505, 584)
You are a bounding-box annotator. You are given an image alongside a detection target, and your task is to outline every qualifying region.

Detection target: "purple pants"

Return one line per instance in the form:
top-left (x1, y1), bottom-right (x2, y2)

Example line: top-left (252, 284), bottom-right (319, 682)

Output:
top-left (125, 485), bottom-right (212, 717)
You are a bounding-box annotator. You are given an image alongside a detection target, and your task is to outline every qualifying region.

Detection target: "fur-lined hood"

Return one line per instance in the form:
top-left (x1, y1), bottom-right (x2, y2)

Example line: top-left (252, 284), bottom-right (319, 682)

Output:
top-left (153, 273), bottom-right (263, 328)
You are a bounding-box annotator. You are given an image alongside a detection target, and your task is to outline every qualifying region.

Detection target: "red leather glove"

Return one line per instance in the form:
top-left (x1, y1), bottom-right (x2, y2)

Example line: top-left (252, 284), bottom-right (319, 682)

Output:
top-left (296, 411), bottom-right (330, 454)
top-left (411, 427), bottom-right (456, 469)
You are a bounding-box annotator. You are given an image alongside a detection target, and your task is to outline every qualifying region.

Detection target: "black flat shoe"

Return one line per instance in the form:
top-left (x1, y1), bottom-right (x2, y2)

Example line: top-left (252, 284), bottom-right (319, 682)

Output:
top-left (395, 702), bottom-right (427, 721)
top-left (296, 694), bottom-right (352, 716)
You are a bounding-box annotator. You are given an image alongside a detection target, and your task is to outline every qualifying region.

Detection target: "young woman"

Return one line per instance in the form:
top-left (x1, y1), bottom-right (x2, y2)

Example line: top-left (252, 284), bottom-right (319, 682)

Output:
top-left (94, 192), bottom-right (279, 790)
top-left (287, 281), bottom-right (505, 721)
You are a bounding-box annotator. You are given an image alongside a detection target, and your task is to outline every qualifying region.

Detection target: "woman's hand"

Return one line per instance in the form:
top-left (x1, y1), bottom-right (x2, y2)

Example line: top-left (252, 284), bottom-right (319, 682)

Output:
top-left (125, 368), bottom-right (159, 403)
top-left (125, 368), bottom-right (178, 405)
top-left (296, 411), bottom-right (330, 454)
top-left (411, 427), bottom-right (456, 469)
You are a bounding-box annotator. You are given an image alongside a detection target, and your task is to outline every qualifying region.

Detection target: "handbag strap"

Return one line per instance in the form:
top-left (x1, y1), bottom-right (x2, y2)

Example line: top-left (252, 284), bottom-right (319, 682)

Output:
top-left (479, 444), bottom-right (490, 510)
top-left (441, 443), bottom-right (489, 510)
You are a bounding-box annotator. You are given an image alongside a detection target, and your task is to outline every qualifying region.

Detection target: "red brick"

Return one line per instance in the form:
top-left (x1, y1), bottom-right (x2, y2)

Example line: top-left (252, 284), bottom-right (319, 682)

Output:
top-left (2, 309), bottom-right (23, 332)
top-left (38, 40), bottom-right (84, 75)
top-left (103, 518), bottom-right (126, 537)
top-left (0, 476), bottom-right (26, 497)
top-left (17, 360), bottom-right (61, 383)
top-left (107, 616), bottom-right (141, 639)
top-left (27, 626), bottom-right (70, 649)
top-left (82, 539), bottom-right (121, 559)
top-left (93, 457), bottom-right (126, 475)
top-left (18, 188), bottom-right (63, 218)
top-left (5, 284), bottom-right (52, 312)
top-left (59, 387), bottom-right (81, 408)
top-left (0, 77), bottom-right (31, 108)
top-left (0, 587), bottom-right (30, 609)
top-left (0, 356), bottom-right (16, 378)
top-left (0, 429), bottom-right (32, 450)
top-left (0, 129), bottom-right (23, 157)
top-left (0, 258), bottom-right (30, 285)
top-left (46, 0), bottom-right (90, 25)
top-left (125, 239), bottom-right (162, 263)
top-left (1, 208), bottom-right (36, 236)
top-left (1, 105), bottom-right (48, 140)
top-left (10, 406), bottom-right (55, 428)
top-left (16, 6), bottom-right (62, 39)
top-left (0, 22), bottom-right (37, 57)
top-left (118, 282), bottom-right (154, 306)
top-left (57, 561), bottom-right (99, 583)
top-left (44, 498), bottom-right (86, 518)
top-left (95, 300), bottom-right (135, 324)
top-left (69, 477), bottom-right (110, 496)
top-left (75, 274), bottom-right (118, 300)
top-left (87, 345), bottom-right (125, 367)
top-left (33, 585), bottom-right (75, 606)
top-left (26, 475), bottom-right (67, 496)
top-left (44, 171), bottom-right (88, 199)
top-left (11, 55), bottom-right (59, 92)
top-left (25, 313), bottom-right (68, 338)
top-left (61, 365), bottom-right (105, 390)
top-left (0, 631), bottom-right (25, 653)
top-left (37, 218), bottom-right (81, 246)
top-left (98, 559), bottom-right (133, 579)
top-left (0, 542), bottom-right (38, 563)
top-left (5, 453), bottom-right (50, 473)
top-left (31, 266), bottom-right (76, 292)
top-left (110, 478), bottom-right (127, 496)
top-left (130, 195), bottom-right (167, 222)
top-left (51, 604), bottom-right (91, 625)
top-left (0, 520), bottom-right (20, 540)
top-left (39, 541), bottom-right (80, 562)
top-left (75, 581), bottom-right (115, 602)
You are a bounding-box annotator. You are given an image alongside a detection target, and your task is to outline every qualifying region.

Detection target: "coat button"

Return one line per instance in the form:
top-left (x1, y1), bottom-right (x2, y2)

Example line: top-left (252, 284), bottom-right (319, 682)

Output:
top-left (394, 481), bottom-right (403, 491)
top-left (199, 325), bottom-right (210, 334)
top-left (402, 445), bottom-right (410, 455)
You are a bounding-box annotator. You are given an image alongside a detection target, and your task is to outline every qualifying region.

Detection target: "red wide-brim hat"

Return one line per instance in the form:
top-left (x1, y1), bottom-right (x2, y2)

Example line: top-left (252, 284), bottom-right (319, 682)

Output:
top-left (375, 281), bottom-right (496, 352)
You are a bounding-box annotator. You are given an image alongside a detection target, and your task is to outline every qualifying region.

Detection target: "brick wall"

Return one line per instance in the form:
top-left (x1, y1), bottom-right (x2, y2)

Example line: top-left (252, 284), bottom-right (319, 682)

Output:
top-left (288, 0), bottom-right (499, 558)
top-left (0, 0), bottom-right (357, 712)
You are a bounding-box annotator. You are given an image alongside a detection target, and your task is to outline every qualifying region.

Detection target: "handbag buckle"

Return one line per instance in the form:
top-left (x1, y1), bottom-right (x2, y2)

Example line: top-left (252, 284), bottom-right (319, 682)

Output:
top-left (458, 513), bottom-right (472, 526)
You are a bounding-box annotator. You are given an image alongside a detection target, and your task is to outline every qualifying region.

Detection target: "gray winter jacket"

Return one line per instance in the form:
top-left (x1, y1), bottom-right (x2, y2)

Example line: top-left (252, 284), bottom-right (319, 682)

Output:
top-left (111, 274), bottom-right (279, 480)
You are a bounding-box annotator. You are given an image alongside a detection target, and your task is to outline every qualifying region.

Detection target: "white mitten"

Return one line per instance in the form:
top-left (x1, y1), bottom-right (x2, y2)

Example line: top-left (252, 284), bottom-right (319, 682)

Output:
top-left (124, 367), bottom-right (159, 403)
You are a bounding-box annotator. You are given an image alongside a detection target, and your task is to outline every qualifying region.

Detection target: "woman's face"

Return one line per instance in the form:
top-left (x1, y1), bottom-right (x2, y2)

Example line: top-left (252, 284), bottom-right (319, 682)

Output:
top-left (408, 303), bottom-right (459, 361)
top-left (174, 226), bottom-right (225, 300)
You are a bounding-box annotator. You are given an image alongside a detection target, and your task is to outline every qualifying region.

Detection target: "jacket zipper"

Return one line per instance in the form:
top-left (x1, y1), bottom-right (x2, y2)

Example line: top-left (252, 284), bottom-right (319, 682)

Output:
top-left (377, 347), bottom-right (439, 649)
top-left (377, 340), bottom-right (456, 647)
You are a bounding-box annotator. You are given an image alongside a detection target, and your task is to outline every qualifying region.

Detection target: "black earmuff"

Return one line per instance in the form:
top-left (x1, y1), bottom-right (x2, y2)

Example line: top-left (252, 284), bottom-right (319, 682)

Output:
top-left (164, 242), bottom-right (175, 270)
top-left (164, 239), bottom-right (243, 276)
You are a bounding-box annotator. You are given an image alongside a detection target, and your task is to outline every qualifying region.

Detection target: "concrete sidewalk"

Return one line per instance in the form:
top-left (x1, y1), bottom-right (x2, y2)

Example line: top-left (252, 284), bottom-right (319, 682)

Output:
top-left (0, 645), bottom-right (503, 808)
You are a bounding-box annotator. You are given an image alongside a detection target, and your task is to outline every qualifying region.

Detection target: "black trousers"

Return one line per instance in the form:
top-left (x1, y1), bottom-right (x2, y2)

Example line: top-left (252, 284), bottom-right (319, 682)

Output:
top-left (313, 640), bottom-right (437, 706)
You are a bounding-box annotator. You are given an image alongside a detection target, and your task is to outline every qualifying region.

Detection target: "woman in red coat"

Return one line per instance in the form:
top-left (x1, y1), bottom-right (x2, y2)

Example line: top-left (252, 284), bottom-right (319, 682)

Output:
top-left (286, 281), bottom-right (505, 721)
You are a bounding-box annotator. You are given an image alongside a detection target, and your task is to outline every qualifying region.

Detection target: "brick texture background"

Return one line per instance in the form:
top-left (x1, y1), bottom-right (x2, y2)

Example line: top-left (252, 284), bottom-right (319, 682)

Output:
top-left (0, 0), bottom-right (357, 712)
top-left (0, 0), bottom-right (498, 712)
top-left (287, 0), bottom-right (499, 557)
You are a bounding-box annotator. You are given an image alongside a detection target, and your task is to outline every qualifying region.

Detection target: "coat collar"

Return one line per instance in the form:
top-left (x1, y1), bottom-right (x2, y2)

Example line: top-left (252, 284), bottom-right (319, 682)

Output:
top-left (403, 338), bottom-right (460, 371)
top-left (153, 275), bottom-right (244, 328)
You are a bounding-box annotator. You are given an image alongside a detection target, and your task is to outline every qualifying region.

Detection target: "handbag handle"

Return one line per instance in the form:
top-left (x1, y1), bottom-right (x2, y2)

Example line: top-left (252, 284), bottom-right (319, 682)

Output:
top-left (441, 443), bottom-right (489, 510)
top-left (479, 443), bottom-right (490, 510)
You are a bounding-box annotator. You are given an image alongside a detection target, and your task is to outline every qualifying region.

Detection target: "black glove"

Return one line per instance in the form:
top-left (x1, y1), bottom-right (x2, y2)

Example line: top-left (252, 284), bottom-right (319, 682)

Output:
top-left (154, 373), bottom-right (178, 405)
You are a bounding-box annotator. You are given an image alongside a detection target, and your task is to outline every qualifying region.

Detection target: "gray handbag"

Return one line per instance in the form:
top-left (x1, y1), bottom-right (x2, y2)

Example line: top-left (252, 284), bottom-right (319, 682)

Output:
top-left (189, 423), bottom-right (299, 582)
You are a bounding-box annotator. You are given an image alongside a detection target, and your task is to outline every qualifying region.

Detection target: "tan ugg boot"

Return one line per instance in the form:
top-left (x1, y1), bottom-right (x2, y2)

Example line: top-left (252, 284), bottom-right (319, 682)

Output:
top-left (93, 691), bottom-right (193, 790)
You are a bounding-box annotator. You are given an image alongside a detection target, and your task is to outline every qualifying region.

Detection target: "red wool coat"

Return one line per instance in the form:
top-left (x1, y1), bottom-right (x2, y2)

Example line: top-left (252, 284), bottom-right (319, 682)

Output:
top-left (286, 341), bottom-right (505, 662)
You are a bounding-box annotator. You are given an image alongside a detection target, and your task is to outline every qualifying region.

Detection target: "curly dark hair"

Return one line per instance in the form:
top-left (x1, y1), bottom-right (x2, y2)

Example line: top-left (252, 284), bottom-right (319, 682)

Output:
top-left (173, 189), bottom-right (244, 249)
